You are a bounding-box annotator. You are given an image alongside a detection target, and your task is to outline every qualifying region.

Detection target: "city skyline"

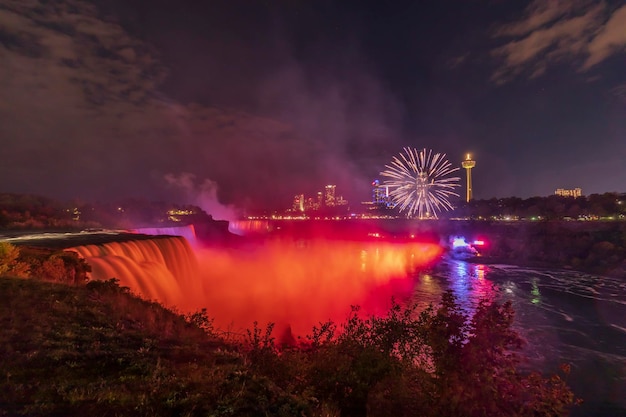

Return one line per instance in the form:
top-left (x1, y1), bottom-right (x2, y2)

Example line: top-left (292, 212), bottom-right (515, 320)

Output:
top-left (1, 1), bottom-right (625, 220)
top-left (290, 184), bottom-right (349, 213)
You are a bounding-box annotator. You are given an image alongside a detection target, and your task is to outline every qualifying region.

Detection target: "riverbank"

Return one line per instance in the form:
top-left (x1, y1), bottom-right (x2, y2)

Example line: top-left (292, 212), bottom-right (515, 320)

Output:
top-left (450, 220), bottom-right (626, 280)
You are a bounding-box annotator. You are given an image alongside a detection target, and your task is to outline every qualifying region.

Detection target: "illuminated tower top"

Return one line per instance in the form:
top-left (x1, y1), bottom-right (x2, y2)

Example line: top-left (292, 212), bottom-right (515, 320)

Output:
top-left (461, 153), bottom-right (476, 169)
top-left (461, 153), bottom-right (476, 203)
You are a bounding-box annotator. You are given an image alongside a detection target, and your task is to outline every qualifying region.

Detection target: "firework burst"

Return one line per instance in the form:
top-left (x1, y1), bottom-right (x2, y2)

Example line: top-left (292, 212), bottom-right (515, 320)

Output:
top-left (380, 147), bottom-right (460, 218)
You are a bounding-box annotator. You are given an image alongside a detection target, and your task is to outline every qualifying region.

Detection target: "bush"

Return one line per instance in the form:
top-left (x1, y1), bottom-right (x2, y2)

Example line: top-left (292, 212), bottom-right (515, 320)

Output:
top-left (1, 275), bottom-right (577, 417)
top-left (184, 308), bottom-right (216, 334)
top-left (0, 242), bottom-right (30, 277)
top-left (242, 292), bottom-right (577, 417)
top-left (11, 247), bottom-right (92, 284)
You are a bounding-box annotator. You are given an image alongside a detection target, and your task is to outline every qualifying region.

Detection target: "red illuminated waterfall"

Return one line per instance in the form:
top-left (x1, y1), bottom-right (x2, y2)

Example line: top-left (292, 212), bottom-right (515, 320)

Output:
top-left (228, 219), bottom-right (271, 235)
top-left (67, 235), bottom-right (443, 336)
top-left (130, 224), bottom-right (198, 246)
top-left (192, 240), bottom-right (443, 335)
top-left (68, 236), bottom-right (200, 308)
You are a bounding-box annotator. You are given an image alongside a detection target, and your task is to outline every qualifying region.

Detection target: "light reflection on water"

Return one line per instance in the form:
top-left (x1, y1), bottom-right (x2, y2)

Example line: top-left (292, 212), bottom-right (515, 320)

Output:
top-left (417, 259), bottom-right (626, 415)
top-left (412, 260), bottom-right (497, 317)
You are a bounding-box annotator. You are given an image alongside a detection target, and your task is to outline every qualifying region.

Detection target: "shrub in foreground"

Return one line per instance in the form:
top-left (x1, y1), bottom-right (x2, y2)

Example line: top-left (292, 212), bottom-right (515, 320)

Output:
top-left (0, 275), bottom-right (576, 417)
top-left (242, 292), bottom-right (577, 417)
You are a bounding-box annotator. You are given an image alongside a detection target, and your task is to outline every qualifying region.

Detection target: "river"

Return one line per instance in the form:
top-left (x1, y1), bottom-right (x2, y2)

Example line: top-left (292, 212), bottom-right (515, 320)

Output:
top-left (417, 258), bottom-right (626, 417)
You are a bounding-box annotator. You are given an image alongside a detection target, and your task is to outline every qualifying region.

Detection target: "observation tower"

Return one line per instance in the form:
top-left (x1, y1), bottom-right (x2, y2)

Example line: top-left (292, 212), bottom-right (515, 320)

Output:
top-left (461, 153), bottom-right (476, 202)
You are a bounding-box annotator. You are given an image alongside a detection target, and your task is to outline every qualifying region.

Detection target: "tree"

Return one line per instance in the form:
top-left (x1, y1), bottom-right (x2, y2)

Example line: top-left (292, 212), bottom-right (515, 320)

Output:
top-left (0, 242), bottom-right (29, 277)
top-left (296, 292), bottom-right (577, 417)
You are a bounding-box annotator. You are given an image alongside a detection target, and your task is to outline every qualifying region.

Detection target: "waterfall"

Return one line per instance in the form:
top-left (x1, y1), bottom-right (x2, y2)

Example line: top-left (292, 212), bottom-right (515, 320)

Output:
top-left (67, 236), bottom-right (200, 308)
top-left (66, 233), bottom-right (444, 335)
top-left (228, 219), bottom-right (271, 235)
top-left (130, 224), bottom-right (198, 246)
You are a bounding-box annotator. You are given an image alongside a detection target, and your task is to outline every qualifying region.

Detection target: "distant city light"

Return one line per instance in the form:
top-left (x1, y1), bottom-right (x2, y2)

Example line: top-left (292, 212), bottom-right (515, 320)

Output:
top-left (555, 188), bottom-right (582, 197)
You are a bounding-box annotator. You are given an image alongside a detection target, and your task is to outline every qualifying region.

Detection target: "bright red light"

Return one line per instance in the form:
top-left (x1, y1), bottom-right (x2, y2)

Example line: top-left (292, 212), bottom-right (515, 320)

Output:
top-left (74, 237), bottom-right (443, 338)
top-left (473, 240), bottom-right (485, 246)
top-left (193, 240), bottom-right (442, 336)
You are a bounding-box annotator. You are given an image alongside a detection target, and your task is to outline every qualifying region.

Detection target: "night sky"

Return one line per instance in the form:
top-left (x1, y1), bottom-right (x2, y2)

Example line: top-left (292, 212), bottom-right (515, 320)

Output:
top-left (1, 0), bottom-right (625, 218)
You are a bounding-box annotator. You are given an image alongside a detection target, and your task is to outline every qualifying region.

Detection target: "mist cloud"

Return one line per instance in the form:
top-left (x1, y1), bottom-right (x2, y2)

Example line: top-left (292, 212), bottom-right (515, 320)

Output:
top-left (164, 172), bottom-right (238, 221)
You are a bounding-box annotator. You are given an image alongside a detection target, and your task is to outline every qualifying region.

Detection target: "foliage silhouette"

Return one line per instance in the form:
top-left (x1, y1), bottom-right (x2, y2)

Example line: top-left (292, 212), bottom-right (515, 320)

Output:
top-left (0, 275), bottom-right (577, 417)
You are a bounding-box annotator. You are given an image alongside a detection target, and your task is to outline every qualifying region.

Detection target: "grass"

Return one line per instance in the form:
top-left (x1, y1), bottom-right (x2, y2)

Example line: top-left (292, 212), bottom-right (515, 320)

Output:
top-left (0, 277), bottom-right (249, 417)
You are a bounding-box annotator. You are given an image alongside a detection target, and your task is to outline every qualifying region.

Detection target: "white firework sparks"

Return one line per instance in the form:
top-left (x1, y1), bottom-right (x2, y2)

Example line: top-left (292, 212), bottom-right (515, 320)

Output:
top-left (380, 147), bottom-right (461, 218)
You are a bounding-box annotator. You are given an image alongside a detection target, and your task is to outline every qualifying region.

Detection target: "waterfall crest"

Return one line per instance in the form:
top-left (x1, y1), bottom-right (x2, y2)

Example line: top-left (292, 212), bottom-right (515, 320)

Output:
top-left (130, 224), bottom-right (198, 246)
top-left (67, 236), bottom-right (199, 308)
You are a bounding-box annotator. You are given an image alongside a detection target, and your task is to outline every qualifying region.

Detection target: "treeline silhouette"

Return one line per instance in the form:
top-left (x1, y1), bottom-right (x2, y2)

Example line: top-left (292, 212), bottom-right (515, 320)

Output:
top-left (0, 193), bottom-right (211, 230)
top-left (450, 192), bottom-right (626, 221)
top-left (2, 192), bottom-right (625, 231)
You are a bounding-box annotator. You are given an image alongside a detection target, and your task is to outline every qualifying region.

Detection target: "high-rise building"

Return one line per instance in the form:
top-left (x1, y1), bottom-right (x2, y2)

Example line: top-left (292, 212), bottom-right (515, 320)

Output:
top-left (336, 196), bottom-right (348, 206)
top-left (292, 194), bottom-right (305, 212)
top-left (461, 153), bottom-right (476, 202)
top-left (324, 185), bottom-right (336, 207)
top-left (372, 179), bottom-right (389, 205)
top-left (305, 197), bottom-right (317, 211)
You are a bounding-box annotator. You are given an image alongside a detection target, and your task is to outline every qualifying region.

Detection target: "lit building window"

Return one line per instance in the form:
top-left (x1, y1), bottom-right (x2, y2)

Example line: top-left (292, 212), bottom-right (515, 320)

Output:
top-left (555, 188), bottom-right (582, 197)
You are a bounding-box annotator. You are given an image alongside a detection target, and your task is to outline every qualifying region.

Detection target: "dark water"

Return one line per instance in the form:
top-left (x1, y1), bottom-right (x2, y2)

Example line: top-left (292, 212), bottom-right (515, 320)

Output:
top-left (417, 259), bottom-right (626, 416)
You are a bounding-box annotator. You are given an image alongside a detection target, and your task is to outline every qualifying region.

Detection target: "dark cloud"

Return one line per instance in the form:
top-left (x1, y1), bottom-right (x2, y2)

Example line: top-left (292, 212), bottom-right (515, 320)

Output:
top-left (613, 84), bottom-right (626, 102)
top-left (491, 1), bottom-right (626, 83)
top-left (1, 0), bottom-right (625, 214)
top-left (0, 0), bottom-right (402, 215)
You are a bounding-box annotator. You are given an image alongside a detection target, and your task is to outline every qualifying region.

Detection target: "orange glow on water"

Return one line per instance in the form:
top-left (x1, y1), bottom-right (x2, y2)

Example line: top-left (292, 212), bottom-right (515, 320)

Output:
top-left (191, 240), bottom-right (442, 336)
top-left (69, 236), bottom-right (442, 337)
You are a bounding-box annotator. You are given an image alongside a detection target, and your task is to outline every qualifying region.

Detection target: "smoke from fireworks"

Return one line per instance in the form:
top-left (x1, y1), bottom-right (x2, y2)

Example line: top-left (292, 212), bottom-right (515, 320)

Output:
top-left (381, 147), bottom-right (460, 218)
